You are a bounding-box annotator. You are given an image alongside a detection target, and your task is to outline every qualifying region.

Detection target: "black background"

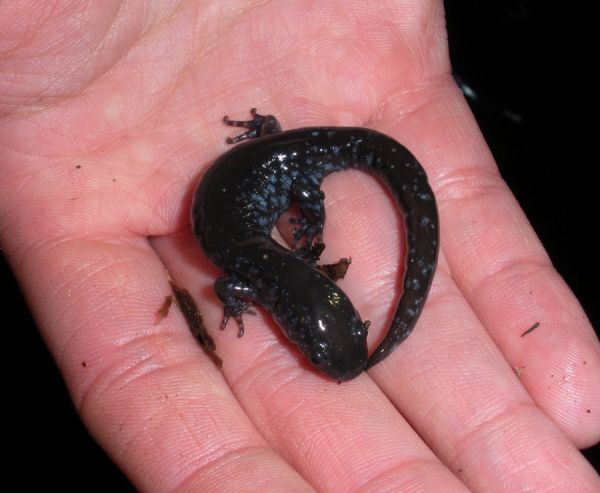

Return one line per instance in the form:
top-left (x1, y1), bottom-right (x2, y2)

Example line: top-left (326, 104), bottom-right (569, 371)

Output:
top-left (4, 1), bottom-right (597, 489)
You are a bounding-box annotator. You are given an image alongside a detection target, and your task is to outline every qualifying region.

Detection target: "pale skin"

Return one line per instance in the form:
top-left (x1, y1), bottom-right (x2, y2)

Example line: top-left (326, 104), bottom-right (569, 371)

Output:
top-left (1, 1), bottom-right (599, 492)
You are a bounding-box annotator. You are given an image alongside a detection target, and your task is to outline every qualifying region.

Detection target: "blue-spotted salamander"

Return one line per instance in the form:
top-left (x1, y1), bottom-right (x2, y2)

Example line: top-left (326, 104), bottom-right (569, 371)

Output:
top-left (191, 109), bottom-right (438, 380)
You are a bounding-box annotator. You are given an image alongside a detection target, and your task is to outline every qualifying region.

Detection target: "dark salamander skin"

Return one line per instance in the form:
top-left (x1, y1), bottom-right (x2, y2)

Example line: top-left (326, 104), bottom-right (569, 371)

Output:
top-left (191, 109), bottom-right (438, 381)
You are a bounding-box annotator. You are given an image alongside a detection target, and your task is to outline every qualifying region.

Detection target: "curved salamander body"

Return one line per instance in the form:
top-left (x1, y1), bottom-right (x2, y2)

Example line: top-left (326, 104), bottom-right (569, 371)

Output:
top-left (191, 109), bottom-right (438, 381)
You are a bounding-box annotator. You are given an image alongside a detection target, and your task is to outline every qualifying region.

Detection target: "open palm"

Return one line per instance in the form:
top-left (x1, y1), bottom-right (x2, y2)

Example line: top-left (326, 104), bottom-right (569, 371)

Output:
top-left (1, 1), bottom-right (598, 491)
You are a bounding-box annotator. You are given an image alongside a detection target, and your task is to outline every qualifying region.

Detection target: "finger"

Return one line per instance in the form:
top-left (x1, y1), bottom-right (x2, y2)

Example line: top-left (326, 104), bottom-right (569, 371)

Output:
top-left (412, 94), bottom-right (600, 446)
top-left (373, 264), bottom-right (600, 491)
top-left (7, 237), bottom-right (314, 492)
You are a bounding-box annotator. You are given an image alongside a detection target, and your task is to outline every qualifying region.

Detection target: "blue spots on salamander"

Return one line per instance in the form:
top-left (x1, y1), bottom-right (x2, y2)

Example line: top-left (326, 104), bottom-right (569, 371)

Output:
top-left (191, 109), bottom-right (439, 380)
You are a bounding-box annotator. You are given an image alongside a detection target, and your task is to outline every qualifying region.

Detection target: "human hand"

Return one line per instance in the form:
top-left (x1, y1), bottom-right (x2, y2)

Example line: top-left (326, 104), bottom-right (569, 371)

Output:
top-left (1, 1), bottom-right (598, 491)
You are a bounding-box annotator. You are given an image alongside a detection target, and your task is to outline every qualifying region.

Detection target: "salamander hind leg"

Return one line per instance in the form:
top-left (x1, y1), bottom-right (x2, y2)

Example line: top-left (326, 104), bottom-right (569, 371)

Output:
top-left (214, 276), bottom-right (259, 337)
top-left (290, 178), bottom-right (326, 252)
top-left (223, 108), bottom-right (282, 143)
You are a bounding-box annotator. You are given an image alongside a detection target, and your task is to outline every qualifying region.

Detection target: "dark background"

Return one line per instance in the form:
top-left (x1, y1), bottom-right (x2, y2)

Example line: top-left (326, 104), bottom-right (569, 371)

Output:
top-left (4, 1), bottom-right (597, 489)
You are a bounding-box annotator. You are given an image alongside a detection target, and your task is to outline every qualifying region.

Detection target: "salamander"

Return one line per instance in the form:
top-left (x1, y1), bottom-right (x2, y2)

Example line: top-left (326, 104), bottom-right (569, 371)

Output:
top-left (191, 109), bottom-right (438, 381)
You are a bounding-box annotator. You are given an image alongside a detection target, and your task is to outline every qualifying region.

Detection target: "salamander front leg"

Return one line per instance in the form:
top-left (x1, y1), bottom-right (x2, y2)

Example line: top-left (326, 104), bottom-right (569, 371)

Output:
top-left (214, 276), bottom-right (259, 337)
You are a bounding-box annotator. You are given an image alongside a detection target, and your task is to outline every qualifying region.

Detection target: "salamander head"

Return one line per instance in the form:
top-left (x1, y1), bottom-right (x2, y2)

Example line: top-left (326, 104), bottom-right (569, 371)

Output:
top-left (274, 290), bottom-right (369, 381)
top-left (305, 312), bottom-right (369, 381)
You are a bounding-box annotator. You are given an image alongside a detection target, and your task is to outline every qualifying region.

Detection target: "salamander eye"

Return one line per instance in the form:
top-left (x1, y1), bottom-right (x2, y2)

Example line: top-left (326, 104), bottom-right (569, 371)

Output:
top-left (350, 319), bottom-right (369, 343)
top-left (309, 343), bottom-right (329, 365)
